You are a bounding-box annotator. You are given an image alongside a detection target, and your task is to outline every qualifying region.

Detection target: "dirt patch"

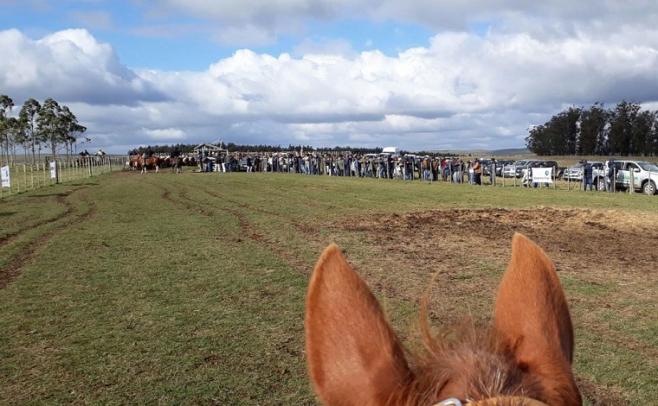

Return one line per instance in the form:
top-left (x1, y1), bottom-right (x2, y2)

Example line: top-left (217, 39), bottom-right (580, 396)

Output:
top-left (341, 207), bottom-right (658, 276)
top-left (330, 207), bottom-right (658, 403)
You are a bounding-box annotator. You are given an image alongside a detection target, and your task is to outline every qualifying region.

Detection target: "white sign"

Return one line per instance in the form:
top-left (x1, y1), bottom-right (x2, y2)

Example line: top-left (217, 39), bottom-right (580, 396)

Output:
top-left (50, 161), bottom-right (57, 179)
top-left (1, 165), bottom-right (10, 188)
top-left (531, 167), bottom-right (554, 183)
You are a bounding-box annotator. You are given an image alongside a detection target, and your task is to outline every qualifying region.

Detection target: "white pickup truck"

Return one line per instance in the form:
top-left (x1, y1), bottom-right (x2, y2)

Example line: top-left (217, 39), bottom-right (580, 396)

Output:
top-left (592, 160), bottom-right (658, 195)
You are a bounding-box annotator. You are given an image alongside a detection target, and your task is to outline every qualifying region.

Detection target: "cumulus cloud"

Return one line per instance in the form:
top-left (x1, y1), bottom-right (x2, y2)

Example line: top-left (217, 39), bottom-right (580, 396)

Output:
top-left (3, 26), bottom-right (658, 152)
top-left (143, 127), bottom-right (187, 141)
top-left (146, 1), bottom-right (658, 43)
top-left (0, 29), bottom-right (165, 105)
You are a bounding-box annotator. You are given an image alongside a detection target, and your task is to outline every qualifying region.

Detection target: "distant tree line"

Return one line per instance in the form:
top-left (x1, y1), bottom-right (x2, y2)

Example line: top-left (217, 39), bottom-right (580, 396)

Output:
top-left (129, 143), bottom-right (386, 155)
top-left (526, 101), bottom-right (658, 156)
top-left (0, 94), bottom-right (87, 166)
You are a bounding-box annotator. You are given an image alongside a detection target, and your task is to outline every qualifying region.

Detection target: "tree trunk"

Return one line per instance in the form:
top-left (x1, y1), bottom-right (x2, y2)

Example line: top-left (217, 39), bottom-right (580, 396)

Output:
top-left (31, 135), bottom-right (36, 166)
top-left (51, 138), bottom-right (58, 184)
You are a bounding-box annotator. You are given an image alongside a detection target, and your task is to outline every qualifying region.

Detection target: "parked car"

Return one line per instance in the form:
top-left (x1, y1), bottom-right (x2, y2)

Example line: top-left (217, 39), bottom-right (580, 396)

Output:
top-left (494, 160), bottom-right (514, 176)
top-left (503, 160), bottom-right (529, 178)
top-left (592, 160), bottom-right (658, 195)
top-left (564, 161), bottom-right (603, 182)
top-left (515, 160), bottom-right (541, 178)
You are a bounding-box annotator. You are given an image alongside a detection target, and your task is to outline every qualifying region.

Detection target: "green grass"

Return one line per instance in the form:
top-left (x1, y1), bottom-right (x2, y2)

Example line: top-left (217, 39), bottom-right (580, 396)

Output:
top-left (0, 171), bottom-right (656, 404)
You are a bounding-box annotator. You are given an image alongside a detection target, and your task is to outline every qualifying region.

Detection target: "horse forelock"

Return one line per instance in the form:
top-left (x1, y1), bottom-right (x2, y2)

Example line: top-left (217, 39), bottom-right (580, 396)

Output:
top-left (396, 320), bottom-right (545, 406)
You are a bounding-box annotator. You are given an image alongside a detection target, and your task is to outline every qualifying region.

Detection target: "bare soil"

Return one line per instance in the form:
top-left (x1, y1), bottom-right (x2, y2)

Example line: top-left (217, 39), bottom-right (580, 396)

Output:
top-left (330, 207), bottom-right (658, 404)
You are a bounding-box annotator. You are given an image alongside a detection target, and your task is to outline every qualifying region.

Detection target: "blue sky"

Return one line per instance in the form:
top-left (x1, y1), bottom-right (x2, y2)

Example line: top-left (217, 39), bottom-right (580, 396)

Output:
top-left (1, 1), bottom-right (658, 152)
top-left (0, 1), bottom-right (436, 70)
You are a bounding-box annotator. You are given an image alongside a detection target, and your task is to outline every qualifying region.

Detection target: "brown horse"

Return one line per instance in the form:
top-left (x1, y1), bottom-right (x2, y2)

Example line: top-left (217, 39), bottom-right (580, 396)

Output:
top-left (132, 155), bottom-right (161, 172)
top-left (305, 233), bottom-right (581, 406)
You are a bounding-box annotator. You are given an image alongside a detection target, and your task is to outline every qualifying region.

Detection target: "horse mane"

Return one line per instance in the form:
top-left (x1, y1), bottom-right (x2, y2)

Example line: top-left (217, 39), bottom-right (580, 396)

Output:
top-left (394, 307), bottom-right (545, 405)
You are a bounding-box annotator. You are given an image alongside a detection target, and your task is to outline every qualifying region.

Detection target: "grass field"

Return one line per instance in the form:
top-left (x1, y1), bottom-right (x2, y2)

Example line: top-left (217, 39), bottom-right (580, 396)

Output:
top-left (1, 171), bottom-right (657, 404)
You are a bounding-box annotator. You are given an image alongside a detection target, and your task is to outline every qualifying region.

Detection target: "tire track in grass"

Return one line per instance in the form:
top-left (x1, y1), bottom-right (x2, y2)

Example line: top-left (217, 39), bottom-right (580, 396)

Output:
top-left (0, 197), bottom-right (97, 289)
top-left (160, 184), bottom-right (310, 273)
top-left (0, 187), bottom-right (88, 248)
top-left (198, 187), bottom-right (318, 272)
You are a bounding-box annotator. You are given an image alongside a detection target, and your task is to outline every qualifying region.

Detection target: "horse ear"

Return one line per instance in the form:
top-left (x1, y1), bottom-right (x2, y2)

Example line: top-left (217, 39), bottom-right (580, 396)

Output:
top-left (494, 233), bottom-right (581, 405)
top-left (305, 244), bottom-right (412, 405)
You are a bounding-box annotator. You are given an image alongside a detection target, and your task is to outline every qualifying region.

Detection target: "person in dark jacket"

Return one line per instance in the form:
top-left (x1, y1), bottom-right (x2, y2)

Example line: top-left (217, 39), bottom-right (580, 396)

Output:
top-left (582, 161), bottom-right (593, 191)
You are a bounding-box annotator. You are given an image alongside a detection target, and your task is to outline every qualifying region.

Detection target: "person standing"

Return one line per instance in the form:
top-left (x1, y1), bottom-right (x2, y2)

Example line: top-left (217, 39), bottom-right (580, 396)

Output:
top-left (473, 159), bottom-right (482, 185)
top-left (583, 160), bottom-right (593, 191)
top-left (605, 160), bottom-right (615, 192)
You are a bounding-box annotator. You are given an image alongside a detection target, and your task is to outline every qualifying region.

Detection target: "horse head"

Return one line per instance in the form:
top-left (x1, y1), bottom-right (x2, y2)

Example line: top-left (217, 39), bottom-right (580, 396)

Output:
top-left (305, 233), bottom-right (581, 406)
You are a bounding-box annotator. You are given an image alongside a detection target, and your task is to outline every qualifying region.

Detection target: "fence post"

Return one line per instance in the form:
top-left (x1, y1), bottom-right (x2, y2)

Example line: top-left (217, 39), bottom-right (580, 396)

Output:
top-left (629, 168), bottom-right (634, 195)
top-left (614, 168), bottom-right (617, 193)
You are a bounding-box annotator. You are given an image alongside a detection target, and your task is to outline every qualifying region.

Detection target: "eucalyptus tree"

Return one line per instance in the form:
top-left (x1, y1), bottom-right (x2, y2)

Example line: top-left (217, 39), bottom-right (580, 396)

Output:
top-left (19, 98), bottom-right (41, 165)
top-left (608, 101), bottom-right (640, 155)
top-left (631, 110), bottom-right (655, 156)
top-left (59, 106), bottom-right (86, 159)
top-left (37, 98), bottom-right (63, 161)
top-left (0, 95), bottom-right (14, 166)
top-left (5, 117), bottom-right (24, 166)
top-left (579, 103), bottom-right (608, 155)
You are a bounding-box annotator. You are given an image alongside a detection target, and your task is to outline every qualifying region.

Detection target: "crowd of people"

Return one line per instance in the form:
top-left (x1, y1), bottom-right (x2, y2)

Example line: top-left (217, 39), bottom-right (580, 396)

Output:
top-left (133, 148), bottom-right (656, 194)
top-left (194, 150), bottom-right (498, 185)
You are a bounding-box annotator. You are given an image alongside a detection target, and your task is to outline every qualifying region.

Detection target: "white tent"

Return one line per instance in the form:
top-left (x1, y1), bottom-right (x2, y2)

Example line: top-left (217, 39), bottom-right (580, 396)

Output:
top-left (382, 146), bottom-right (398, 154)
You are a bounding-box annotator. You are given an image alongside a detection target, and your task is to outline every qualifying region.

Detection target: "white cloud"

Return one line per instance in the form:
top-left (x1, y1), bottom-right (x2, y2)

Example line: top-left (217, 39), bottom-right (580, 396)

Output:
top-left (146, 1), bottom-right (658, 42)
top-left (0, 28), bottom-right (164, 105)
top-left (143, 127), bottom-right (187, 141)
top-left (2, 27), bottom-right (658, 152)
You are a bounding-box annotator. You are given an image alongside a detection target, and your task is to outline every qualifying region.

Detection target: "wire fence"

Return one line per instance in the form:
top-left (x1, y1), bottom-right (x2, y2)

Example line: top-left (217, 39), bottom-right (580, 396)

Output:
top-left (0, 156), bottom-right (127, 198)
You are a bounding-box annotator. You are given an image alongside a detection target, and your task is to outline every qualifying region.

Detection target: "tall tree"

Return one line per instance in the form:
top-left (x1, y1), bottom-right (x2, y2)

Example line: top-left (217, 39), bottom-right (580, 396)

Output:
top-left (19, 98), bottom-right (41, 165)
top-left (0, 95), bottom-right (14, 167)
top-left (608, 101), bottom-right (640, 155)
top-left (526, 125), bottom-right (551, 155)
top-left (579, 103), bottom-right (608, 155)
top-left (651, 115), bottom-right (658, 156)
top-left (59, 105), bottom-right (86, 159)
top-left (4, 117), bottom-right (21, 167)
top-left (631, 110), bottom-right (655, 156)
top-left (37, 98), bottom-right (62, 160)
